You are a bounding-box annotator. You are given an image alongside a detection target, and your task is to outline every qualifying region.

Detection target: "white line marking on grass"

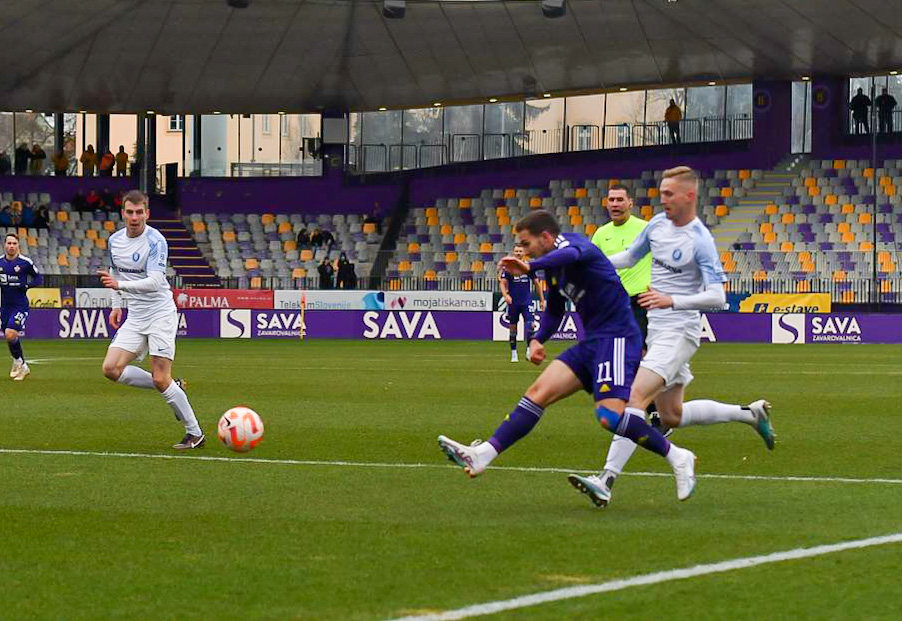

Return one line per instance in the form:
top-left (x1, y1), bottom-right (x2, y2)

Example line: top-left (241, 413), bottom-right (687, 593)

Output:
top-left (26, 357), bottom-right (102, 365)
top-left (1, 448), bottom-right (902, 486)
top-left (386, 533), bottom-right (902, 621)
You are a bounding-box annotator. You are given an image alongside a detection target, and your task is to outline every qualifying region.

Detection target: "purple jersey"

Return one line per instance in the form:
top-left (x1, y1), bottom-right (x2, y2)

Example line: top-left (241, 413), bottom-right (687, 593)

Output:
top-left (529, 233), bottom-right (638, 342)
top-left (0, 254), bottom-right (40, 310)
top-left (502, 270), bottom-right (533, 307)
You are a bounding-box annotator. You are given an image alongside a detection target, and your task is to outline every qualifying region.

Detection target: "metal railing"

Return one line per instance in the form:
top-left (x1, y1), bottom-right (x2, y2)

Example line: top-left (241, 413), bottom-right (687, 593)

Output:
top-left (846, 109), bottom-right (902, 135)
top-left (229, 161), bottom-right (323, 177)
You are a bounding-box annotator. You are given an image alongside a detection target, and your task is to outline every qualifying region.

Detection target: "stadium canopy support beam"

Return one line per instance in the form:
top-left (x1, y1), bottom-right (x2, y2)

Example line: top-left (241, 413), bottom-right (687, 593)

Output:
top-left (97, 114), bottom-right (110, 159)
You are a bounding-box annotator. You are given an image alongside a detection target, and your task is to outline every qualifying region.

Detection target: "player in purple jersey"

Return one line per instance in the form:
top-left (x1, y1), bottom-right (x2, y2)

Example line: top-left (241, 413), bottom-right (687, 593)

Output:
top-left (0, 233), bottom-right (41, 380)
top-left (438, 210), bottom-right (697, 502)
top-left (499, 243), bottom-right (545, 363)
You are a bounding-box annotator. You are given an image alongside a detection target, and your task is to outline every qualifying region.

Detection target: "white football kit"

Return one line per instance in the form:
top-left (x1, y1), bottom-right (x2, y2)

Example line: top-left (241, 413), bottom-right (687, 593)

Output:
top-left (108, 225), bottom-right (178, 360)
top-left (614, 213), bottom-right (726, 388)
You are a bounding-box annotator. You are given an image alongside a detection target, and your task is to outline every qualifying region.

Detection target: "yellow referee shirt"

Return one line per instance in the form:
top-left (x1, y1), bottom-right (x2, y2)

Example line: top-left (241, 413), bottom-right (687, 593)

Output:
top-left (591, 215), bottom-right (652, 296)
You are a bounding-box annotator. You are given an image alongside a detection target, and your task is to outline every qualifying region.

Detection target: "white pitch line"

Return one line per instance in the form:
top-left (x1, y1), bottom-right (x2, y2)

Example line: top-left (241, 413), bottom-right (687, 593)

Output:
top-left (0, 448), bottom-right (901, 486)
top-left (387, 532), bottom-right (902, 621)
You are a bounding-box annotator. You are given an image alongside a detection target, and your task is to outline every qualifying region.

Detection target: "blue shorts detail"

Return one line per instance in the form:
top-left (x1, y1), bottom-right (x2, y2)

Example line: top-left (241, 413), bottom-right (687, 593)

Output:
top-left (557, 334), bottom-right (642, 402)
top-left (1, 307), bottom-right (28, 332)
top-left (507, 304), bottom-right (533, 331)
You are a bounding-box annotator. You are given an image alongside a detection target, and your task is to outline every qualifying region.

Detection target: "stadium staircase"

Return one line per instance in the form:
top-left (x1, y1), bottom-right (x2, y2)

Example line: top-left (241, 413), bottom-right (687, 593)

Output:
top-left (149, 212), bottom-right (221, 288)
top-left (712, 156), bottom-right (808, 252)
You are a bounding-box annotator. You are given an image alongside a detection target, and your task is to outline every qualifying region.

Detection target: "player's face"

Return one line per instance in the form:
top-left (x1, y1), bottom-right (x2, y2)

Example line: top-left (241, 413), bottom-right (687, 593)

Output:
top-left (122, 201), bottom-right (149, 236)
top-left (513, 246), bottom-right (525, 260)
top-left (659, 177), bottom-right (696, 223)
top-left (5, 236), bottom-right (18, 258)
top-left (606, 189), bottom-right (632, 224)
top-left (516, 229), bottom-right (555, 258)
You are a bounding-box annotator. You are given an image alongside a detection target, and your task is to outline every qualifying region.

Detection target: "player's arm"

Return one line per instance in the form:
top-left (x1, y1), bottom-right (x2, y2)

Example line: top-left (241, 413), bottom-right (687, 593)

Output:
top-left (27, 261), bottom-right (42, 288)
top-left (526, 243), bottom-right (581, 273)
top-left (671, 237), bottom-right (727, 310)
top-left (607, 223), bottom-right (651, 269)
top-left (532, 284), bottom-right (566, 344)
top-left (499, 272), bottom-right (512, 304)
top-left (533, 275), bottom-right (545, 310)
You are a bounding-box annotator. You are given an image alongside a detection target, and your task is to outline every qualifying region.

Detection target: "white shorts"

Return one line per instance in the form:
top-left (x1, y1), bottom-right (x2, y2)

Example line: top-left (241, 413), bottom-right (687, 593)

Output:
top-left (109, 310), bottom-right (177, 361)
top-left (639, 327), bottom-right (698, 389)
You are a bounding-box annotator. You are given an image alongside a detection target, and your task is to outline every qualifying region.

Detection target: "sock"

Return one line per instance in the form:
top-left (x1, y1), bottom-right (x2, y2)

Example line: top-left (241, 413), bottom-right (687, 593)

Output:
top-left (680, 400), bottom-right (754, 427)
top-left (160, 380), bottom-right (202, 436)
top-left (509, 331), bottom-right (517, 352)
top-left (603, 435), bottom-right (638, 476)
top-left (8, 338), bottom-right (24, 363)
top-left (488, 396), bottom-right (544, 453)
top-left (116, 365), bottom-right (156, 389)
top-left (613, 407), bottom-right (671, 457)
top-left (646, 402), bottom-right (656, 417)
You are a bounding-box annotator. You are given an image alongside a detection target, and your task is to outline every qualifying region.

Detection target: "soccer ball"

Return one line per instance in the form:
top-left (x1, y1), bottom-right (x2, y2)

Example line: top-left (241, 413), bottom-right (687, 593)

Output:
top-left (218, 407), bottom-right (264, 453)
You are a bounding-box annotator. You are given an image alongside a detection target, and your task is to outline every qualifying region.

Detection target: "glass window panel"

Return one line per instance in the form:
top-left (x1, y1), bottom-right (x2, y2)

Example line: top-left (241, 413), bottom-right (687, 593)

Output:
top-left (156, 114), bottom-right (183, 177)
top-left (483, 102), bottom-right (523, 159)
top-left (604, 91), bottom-right (645, 148)
top-left (0, 112), bottom-right (13, 169)
top-left (201, 114), bottom-right (229, 177)
top-left (727, 84), bottom-right (753, 139)
top-left (403, 107), bottom-right (443, 168)
top-left (686, 85), bottom-right (726, 141)
top-left (791, 81), bottom-right (812, 154)
top-left (524, 97), bottom-right (563, 155)
top-left (444, 105), bottom-right (482, 163)
top-left (564, 94), bottom-right (603, 151)
top-left (12, 113), bottom-right (55, 175)
top-left (644, 88), bottom-right (685, 147)
top-left (62, 113), bottom-right (77, 175)
top-left (360, 110), bottom-right (401, 172)
top-left (849, 77), bottom-right (874, 134)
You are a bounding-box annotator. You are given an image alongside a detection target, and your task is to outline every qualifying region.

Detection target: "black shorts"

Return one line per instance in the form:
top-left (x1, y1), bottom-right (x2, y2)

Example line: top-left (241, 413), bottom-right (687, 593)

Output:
top-left (629, 295), bottom-right (648, 349)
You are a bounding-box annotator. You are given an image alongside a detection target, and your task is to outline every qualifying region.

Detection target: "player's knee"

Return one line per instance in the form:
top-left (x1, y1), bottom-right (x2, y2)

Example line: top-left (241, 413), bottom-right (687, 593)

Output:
top-left (102, 361), bottom-right (123, 381)
top-left (595, 406), bottom-right (622, 432)
top-left (660, 407), bottom-right (682, 428)
top-left (5, 329), bottom-right (17, 341)
top-left (524, 383), bottom-right (550, 408)
top-left (152, 371), bottom-right (171, 392)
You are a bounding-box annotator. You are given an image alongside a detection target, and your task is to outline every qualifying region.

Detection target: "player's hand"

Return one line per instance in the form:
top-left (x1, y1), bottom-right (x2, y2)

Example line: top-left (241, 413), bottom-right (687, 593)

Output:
top-left (109, 308), bottom-right (122, 329)
top-left (503, 295), bottom-right (512, 306)
top-left (539, 300), bottom-right (546, 312)
top-left (528, 340), bottom-right (546, 365)
top-left (638, 288), bottom-right (674, 309)
top-left (97, 270), bottom-right (120, 290)
top-left (498, 256), bottom-right (529, 276)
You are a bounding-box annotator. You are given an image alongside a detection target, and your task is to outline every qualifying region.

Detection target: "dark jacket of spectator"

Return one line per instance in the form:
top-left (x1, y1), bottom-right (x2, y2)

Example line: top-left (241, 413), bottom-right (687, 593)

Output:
top-left (80, 146), bottom-right (97, 176)
top-left (317, 259), bottom-right (334, 289)
top-left (0, 153), bottom-right (11, 175)
top-left (86, 190), bottom-right (101, 211)
top-left (34, 205), bottom-right (49, 229)
top-left (0, 205), bottom-right (11, 226)
top-left (321, 229), bottom-right (335, 249)
top-left (99, 151), bottom-right (115, 176)
top-left (101, 189), bottom-right (114, 211)
top-left (850, 89), bottom-right (872, 120)
top-left (21, 203), bottom-right (35, 227)
top-left (30, 145), bottom-right (46, 175)
top-left (14, 143), bottom-right (30, 175)
top-left (310, 228), bottom-right (323, 248)
top-left (72, 192), bottom-right (88, 212)
top-left (296, 228), bottom-right (310, 248)
top-left (336, 253), bottom-right (357, 289)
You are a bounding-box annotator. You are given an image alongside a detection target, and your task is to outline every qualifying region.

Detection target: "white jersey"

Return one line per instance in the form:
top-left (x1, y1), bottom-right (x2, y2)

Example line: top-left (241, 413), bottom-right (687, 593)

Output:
top-left (623, 213), bottom-right (725, 336)
top-left (108, 225), bottom-right (176, 318)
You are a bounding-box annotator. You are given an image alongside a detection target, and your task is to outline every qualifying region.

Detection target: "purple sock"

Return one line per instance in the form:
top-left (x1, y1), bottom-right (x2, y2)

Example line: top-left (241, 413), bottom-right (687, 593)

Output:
top-left (616, 408), bottom-right (671, 457)
top-left (488, 396), bottom-right (544, 453)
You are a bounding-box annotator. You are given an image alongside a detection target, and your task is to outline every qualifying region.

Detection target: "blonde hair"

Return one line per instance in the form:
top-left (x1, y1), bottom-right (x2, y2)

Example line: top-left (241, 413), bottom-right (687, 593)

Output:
top-left (662, 166), bottom-right (699, 192)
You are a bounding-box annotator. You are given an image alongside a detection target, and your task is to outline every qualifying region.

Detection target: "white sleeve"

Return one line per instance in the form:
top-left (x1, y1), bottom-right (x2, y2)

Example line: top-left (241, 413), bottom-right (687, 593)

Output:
top-left (694, 230), bottom-right (727, 287)
top-left (108, 254), bottom-right (124, 309)
top-left (118, 270), bottom-right (168, 294)
top-left (610, 220), bottom-right (653, 269)
top-left (672, 283), bottom-right (726, 311)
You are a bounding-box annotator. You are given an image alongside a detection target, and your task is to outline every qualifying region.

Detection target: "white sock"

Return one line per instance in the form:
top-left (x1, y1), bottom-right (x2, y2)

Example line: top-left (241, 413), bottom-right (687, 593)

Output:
top-left (665, 444), bottom-right (687, 467)
top-left (474, 441), bottom-right (499, 466)
top-left (117, 365), bottom-right (155, 389)
top-left (679, 400), bottom-right (754, 427)
top-left (161, 380), bottom-right (202, 436)
top-left (602, 434), bottom-right (638, 476)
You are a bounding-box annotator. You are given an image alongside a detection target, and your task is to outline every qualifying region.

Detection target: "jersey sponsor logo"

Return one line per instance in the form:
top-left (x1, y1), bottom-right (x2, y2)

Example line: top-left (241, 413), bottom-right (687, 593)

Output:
top-left (117, 267), bottom-right (145, 274)
top-left (58, 309), bottom-right (110, 338)
top-left (362, 311), bottom-right (441, 339)
top-left (220, 309), bottom-right (251, 338)
top-left (653, 258), bottom-right (683, 274)
top-left (771, 313), bottom-right (805, 344)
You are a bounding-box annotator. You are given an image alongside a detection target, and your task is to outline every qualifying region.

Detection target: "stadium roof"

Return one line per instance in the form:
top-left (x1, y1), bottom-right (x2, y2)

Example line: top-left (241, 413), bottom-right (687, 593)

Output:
top-left (2, 0), bottom-right (902, 114)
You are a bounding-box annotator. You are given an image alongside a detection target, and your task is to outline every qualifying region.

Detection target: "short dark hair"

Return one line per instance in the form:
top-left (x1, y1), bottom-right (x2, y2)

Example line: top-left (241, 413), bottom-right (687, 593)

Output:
top-left (122, 190), bottom-right (148, 208)
top-left (608, 184), bottom-right (631, 196)
top-left (515, 209), bottom-right (560, 236)
top-left (6, 232), bottom-right (18, 241)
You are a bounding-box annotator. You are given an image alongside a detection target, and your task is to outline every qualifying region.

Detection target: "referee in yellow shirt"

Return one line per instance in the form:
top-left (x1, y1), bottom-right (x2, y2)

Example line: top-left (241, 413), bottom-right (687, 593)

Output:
top-left (591, 184), bottom-right (653, 346)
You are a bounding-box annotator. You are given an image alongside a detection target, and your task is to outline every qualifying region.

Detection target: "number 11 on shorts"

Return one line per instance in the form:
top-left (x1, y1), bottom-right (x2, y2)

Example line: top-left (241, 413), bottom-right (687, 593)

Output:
top-left (597, 361), bottom-right (612, 383)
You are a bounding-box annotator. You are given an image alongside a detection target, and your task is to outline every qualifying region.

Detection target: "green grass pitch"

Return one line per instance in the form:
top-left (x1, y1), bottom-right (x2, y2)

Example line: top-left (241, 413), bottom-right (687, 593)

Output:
top-left (1, 339), bottom-right (901, 620)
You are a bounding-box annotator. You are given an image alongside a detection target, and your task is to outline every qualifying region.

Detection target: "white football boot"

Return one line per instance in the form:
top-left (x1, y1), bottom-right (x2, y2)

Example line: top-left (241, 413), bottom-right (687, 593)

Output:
top-left (438, 435), bottom-right (494, 478)
top-left (669, 446), bottom-right (696, 501)
top-left (13, 363), bottom-right (30, 381)
top-left (10, 359), bottom-right (22, 378)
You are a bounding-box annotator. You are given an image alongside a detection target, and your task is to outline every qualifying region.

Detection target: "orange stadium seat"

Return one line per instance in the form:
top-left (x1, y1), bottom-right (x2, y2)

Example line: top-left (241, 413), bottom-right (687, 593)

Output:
top-left (824, 194), bottom-right (838, 205)
top-left (261, 214), bottom-right (275, 225)
top-left (503, 189), bottom-right (516, 199)
top-left (765, 204), bottom-right (778, 215)
top-left (278, 222), bottom-right (292, 234)
top-left (425, 207), bottom-right (438, 218)
top-left (715, 205), bottom-right (729, 217)
top-left (453, 233), bottom-right (466, 244)
top-left (445, 252), bottom-right (458, 263)
top-left (245, 258), bottom-right (259, 270)
top-left (781, 213), bottom-right (795, 224)
top-left (300, 249), bottom-right (314, 261)
top-left (292, 268), bottom-right (306, 279)
top-left (459, 198), bottom-right (471, 208)
top-left (440, 224), bottom-right (452, 235)
top-left (283, 240), bottom-right (297, 251)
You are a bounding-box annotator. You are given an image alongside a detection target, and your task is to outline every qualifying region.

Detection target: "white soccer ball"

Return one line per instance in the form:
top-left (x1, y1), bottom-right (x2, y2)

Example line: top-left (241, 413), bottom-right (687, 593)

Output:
top-left (218, 407), bottom-right (264, 453)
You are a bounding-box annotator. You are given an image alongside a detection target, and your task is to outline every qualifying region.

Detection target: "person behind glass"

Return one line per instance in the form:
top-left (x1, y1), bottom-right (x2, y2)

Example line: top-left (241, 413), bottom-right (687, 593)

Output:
top-left (80, 145), bottom-right (97, 176)
top-left (52, 150), bottom-right (69, 176)
top-left (0, 152), bottom-right (11, 176)
top-left (115, 146), bottom-right (129, 176)
top-left (849, 87), bottom-right (872, 134)
top-left (99, 150), bottom-right (115, 177)
top-left (875, 88), bottom-right (897, 134)
top-left (29, 145), bottom-right (46, 176)
top-left (14, 143), bottom-right (30, 175)
top-left (317, 257), bottom-right (334, 289)
top-left (665, 98), bottom-right (682, 144)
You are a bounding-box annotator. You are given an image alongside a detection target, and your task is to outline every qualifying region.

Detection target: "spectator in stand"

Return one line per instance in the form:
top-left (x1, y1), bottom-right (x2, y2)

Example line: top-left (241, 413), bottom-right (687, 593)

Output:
top-left (321, 228), bottom-right (335, 250)
top-left (115, 146), bottom-right (129, 176)
top-left (0, 152), bottom-right (11, 176)
top-left (14, 143), bottom-right (30, 175)
top-left (336, 253), bottom-right (357, 289)
top-left (80, 145), bottom-right (97, 176)
top-left (21, 203), bottom-right (35, 228)
top-left (72, 191), bottom-right (88, 212)
top-left (296, 226), bottom-right (310, 249)
top-left (317, 257), bottom-right (334, 289)
top-left (100, 188), bottom-right (115, 212)
top-left (113, 190), bottom-right (123, 210)
top-left (665, 98), bottom-right (682, 144)
top-left (86, 189), bottom-right (101, 212)
top-left (310, 228), bottom-right (323, 248)
top-left (365, 203), bottom-right (384, 234)
top-left (850, 87), bottom-right (872, 134)
top-left (99, 149), bottom-right (115, 177)
top-left (29, 144), bottom-right (46, 175)
top-left (0, 205), bottom-right (11, 227)
top-left (53, 150), bottom-right (69, 176)
top-left (9, 202), bottom-right (22, 225)
top-left (876, 87), bottom-right (897, 134)
top-left (34, 205), bottom-right (49, 229)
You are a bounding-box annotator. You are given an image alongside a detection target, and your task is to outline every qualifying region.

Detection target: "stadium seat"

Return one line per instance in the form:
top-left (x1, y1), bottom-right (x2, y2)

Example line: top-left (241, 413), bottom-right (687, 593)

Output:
top-left (292, 268), bottom-right (306, 279)
top-left (363, 223), bottom-right (377, 234)
top-left (245, 258), bottom-right (259, 270)
top-left (261, 214), bottom-right (275, 225)
top-left (283, 240), bottom-right (297, 251)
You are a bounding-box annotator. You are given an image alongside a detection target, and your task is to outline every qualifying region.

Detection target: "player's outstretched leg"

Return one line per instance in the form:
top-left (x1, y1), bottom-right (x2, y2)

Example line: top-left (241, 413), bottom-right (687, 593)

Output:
top-left (509, 327), bottom-right (519, 363)
top-left (149, 357), bottom-right (204, 450)
top-left (678, 399), bottom-right (775, 450)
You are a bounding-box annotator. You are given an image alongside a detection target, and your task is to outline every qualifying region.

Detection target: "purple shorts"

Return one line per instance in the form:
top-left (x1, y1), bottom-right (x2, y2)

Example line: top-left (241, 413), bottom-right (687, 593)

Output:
top-left (557, 334), bottom-right (642, 402)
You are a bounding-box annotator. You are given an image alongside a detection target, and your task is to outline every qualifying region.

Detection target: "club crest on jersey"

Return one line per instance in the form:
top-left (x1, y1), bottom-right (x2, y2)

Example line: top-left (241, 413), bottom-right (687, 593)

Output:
top-left (14, 265), bottom-right (20, 272)
top-left (672, 249), bottom-right (683, 261)
top-left (132, 251), bottom-right (141, 262)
